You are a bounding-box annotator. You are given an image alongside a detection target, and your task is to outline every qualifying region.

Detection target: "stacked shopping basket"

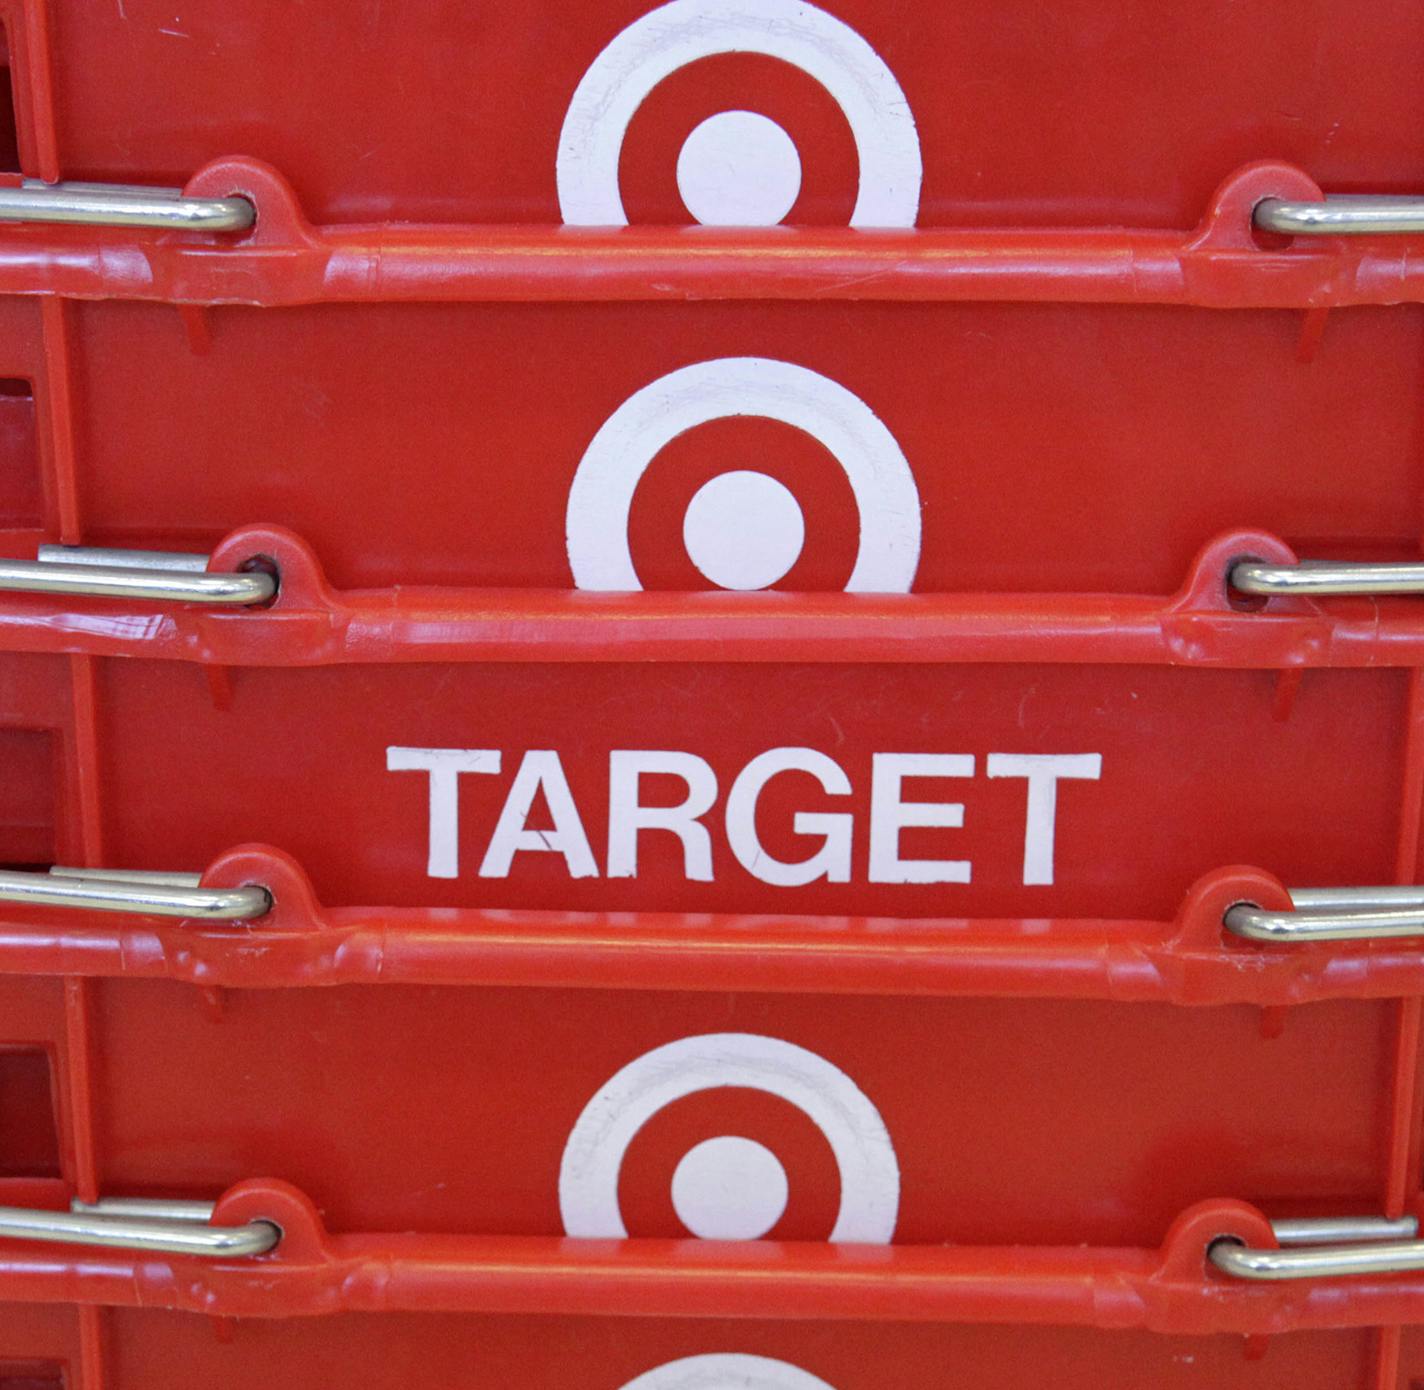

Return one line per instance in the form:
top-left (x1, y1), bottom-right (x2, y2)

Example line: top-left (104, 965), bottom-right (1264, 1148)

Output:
top-left (4, 0), bottom-right (1424, 1385)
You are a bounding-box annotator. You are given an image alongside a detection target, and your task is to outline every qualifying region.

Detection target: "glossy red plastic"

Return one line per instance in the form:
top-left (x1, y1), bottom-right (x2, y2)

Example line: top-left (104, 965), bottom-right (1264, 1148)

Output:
top-left (1, 529), bottom-right (1424, 671)
top-left (0, 262), bottom-right (1420, 601)
top-left (3, 567), bottom-right (1424, 1305)
top-left (0, 1301), bottom-right (1412, 1390)
top-left (0, 4), bottom-right (1416, 607)
top-left (1, 951), bottom-right (1423, 1338)
top-left (2, 630), bottom-right (1422, 921)
top-left (6, 1177), bottom-right (1424, 1341)
top-left (1, 0), bottom-right (1421, 232)
top-left (4, 848), bottom-right (1424, 1006)
top-left (1, 0), bottom-right (1423, 1364)
top-left (0, 161), bottom-right (1420, 311)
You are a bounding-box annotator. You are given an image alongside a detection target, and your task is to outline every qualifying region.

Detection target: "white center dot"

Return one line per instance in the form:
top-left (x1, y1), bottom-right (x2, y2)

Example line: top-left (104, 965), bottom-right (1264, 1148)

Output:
top-left (676, 110), bottom-right (803, 226)
top-left (671, 1135), bottom-right (790, 1240)
top-left (683, 469), bottom-right (806, 590)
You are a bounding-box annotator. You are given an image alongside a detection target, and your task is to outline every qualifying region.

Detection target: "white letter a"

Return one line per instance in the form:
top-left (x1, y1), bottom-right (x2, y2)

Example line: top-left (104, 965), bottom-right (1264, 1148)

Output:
top-left (479, 750), bottom-right (599, 879)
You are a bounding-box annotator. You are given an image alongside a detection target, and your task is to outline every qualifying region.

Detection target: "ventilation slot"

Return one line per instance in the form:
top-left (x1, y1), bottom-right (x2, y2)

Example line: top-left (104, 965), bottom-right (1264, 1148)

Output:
top-left (0, 379), bottom-right (38, 528)
top-left (0, 1366), bottom-right (65, 1390)
top-left (0, 727), bottom-right (54, 867)
top-left (0, 24), bottom-right (21, 174)
top-left (0, 1048), bottom-right (61, 1179)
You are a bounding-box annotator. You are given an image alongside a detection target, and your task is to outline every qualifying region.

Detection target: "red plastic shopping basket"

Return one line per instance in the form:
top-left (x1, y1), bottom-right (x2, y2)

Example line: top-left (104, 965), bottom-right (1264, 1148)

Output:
top-left (3, 1299), bottom-right (1419, 1390)
top-left (0, 285), bottom-right (1421, 598)
top-left (0, 600), bottom-right (1423, 1339)
top-left (0, 0), bottom-right (1418, 230)
top-left (2, 0), bottom-right (1424, 1378)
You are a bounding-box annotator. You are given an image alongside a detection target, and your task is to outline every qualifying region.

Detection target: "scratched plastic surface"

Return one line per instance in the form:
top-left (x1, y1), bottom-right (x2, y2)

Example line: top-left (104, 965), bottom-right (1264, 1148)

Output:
top-left (0, 0), bottom-right (1423, 1370)
top-left (3, 0), bottom-right (1421, 228)
top-left (0, 972), bottom-right (1400, 1249)
top-left (0, 297), bottom-right (1417, 594)
top-left (0, 641), bottom-right (1417, 1290)
top-left (0, 651), bottom-right (1411, 918)
top-left (0, 1303), bottom-right (1398, 1390)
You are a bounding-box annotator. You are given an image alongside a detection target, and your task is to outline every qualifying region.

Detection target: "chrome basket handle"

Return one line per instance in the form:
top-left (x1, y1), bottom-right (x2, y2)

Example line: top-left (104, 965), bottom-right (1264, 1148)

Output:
top-left (1212, 1215), bottom-right (1424, 1281)
top-left (0, 179), bottom-right (253, 231)
top-left (0, 1196), bottom-right (278, 1257)
top-left (3, 1201), bottom-right (1416, 1274)
top-left (1225, 887), bottom-right (1424, 942)
top-left (9, 544), bottom-right (1424, 605)
top-left (1231, 558), bottom-right (1424, 596)
top-left (1255, 195), bottom-right (1424, 237)
top-left (0, 544), bottom-right (274, 606)
top-left (0, 865), bottom-right (270, 920)
top-left (5, 863), bottom-right (1420, 940)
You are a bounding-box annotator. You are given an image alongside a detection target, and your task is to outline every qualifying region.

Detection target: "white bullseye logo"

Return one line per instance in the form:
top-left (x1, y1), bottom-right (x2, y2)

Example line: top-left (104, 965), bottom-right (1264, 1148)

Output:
top-left (558, 0), bottom-right (922, 227)
top-left (558, 1032), bottom-right (900, 1242)
top-left (566, 358), bottom-right (922, 592)
top-left (619, 1355), bottom-right (839, 1390)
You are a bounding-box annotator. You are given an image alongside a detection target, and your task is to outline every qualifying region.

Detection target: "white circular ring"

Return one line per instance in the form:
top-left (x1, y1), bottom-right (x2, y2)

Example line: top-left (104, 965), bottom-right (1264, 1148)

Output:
top-left (557, 0), bottom-right (921, 228)
top-left (566, 357), bottom-right (922, 593)
top-left (618, 1354), bottom-right (839, 1390)
top-left (558, 1032), bottom-right (899, 1243)
top-left (676, 110), bottom-right (803, 226)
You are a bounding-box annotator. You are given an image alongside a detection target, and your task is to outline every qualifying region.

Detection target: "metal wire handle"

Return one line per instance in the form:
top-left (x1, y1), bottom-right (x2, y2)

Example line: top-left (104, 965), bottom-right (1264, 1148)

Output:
top-left (4, 866), bottom-right (1416, 939)
top-left (1225, 886), bottom-right (1424, 943)
top-left (0, 865), bottom-right (270, 920)
top-left (0, 544), bottom-right (275, 605)
top-left (7, 546), bottom-right (1417, 605)
top-left (0, 180), bottom-right (1418, 239)
top-left (0, 1196), bottom-right (278, 1256)
top-left (1255, 195), bottom-right (1424, 237)
top-left (1230, 558), bottom-right (1424, 597)
top-left (1211, 1214), bottom-right (1424, 1281)
top-left (0, 179), bottom-right (254, 231)
top-left (0, 1200), bottom-right (1412, 1272)
top-left (2, 181), bottom-right (1418, 239)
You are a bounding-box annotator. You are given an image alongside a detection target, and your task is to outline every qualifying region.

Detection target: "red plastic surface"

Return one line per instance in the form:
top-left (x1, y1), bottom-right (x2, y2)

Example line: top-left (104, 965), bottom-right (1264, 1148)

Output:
top-left (2, 962), bottom-right (1416, 1243)
top-left (0, 968), bottom-right (1421, 1338)
top-left (0, 291), bottom-right (1415, 603)
top-left (0, 162), bottom-right (1423, 311)
top-left (2, 595), bottom-right (1423, 1340)
top-left (0, 0), bottom-right (1420, 232)
top-left (9, 297), bottom-right (1424, 598)
top-left (5, 1178), bottom-right (1424, 1337)
top-left (2, 531), bottom-right (1424, 675)
top-left (0, 648), bottom-right (1418, 929)
top-left (0, 0), bottom-right (1422, 1364)
top-left (0, 1302), bottom-right (1403, 1390)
